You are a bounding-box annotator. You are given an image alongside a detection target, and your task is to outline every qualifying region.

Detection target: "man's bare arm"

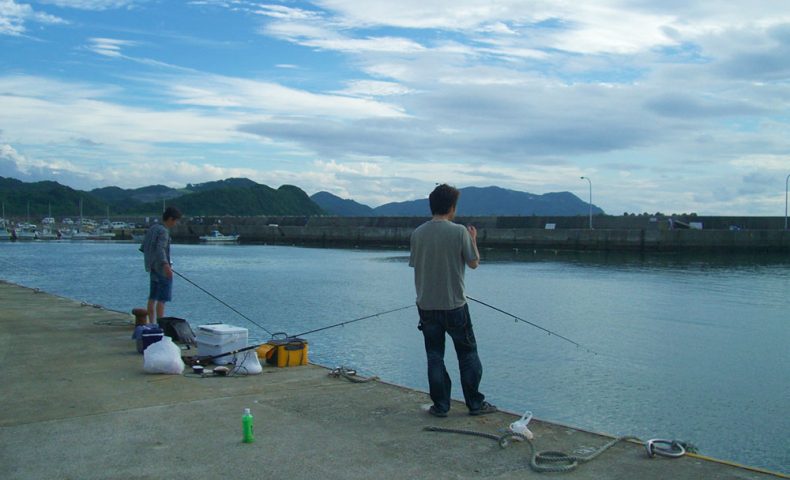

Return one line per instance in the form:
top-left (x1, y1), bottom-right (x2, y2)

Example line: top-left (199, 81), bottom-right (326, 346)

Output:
top-left (467, 225), bottom-right (480, 269)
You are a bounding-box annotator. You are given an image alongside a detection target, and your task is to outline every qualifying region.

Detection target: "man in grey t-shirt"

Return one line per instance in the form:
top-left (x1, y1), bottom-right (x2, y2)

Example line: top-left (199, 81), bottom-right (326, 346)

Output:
top-left (409, 184), bottom-right (496, 417)
top-left (141, 206), bottom-right (182, 324)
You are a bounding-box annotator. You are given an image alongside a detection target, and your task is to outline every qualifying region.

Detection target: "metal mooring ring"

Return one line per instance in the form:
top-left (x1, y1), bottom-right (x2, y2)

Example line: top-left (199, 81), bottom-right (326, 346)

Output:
top-left (645, 439), bottom-right (686, 458)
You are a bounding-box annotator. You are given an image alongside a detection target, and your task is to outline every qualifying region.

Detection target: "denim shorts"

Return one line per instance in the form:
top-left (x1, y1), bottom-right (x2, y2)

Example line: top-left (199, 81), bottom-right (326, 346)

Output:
top-left (149, 271), bottom-right (172, 302)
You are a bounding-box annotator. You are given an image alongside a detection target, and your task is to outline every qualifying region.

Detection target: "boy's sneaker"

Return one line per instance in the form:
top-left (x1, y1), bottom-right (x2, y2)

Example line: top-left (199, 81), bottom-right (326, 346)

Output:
top-left (428, 406), bottom-right (448, 418)
top-left (469, 401), bottom-right (497, 416)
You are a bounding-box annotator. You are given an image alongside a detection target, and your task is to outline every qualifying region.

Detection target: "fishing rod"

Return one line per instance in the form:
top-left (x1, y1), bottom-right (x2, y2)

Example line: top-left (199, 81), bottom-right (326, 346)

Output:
top-left (190, 305), bottom-right (416, 364)
top-left (466, 296), bottom-right (599, 355)
top-left (172, 269), bottom-right (273, 336)
top-left (292, 304), bottom-right (415, 337)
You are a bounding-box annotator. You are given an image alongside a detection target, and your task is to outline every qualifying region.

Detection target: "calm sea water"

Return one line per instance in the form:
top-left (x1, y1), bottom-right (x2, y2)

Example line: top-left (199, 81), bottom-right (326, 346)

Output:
top-left (1, 241), bottom-right (788, 473)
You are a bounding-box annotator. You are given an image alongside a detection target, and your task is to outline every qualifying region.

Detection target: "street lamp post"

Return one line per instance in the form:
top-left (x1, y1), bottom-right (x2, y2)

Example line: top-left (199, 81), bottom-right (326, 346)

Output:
top-left (785, 173), bottom-right (789, 230)
top-left (580, 176), bottom-right (592, 230)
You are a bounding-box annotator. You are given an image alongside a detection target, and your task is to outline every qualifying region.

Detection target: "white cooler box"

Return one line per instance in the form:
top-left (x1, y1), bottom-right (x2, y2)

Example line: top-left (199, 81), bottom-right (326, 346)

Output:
top-left (196, 324), bottom-right (248, 365)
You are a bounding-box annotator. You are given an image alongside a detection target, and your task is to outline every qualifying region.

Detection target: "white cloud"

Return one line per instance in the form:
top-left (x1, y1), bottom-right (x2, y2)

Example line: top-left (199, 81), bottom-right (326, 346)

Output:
top-left (0, 143), bottom-right (101, 184)
top-left (263, 19), bottom-right (426, 53)
top-left (252, 4), bottom-right (321, 21)
top-left (0, 75), bottom-right (244, 149)
top-left (730, 154), bottom-right (790, 171)
top-left (166, 73), bottom-right (408, 118)
top-left (310, 0), bottom-right (678, 54)
top-left (0, 143), bottom-right (28, 169)
top-left (38, 0), bottom-right (142, 10)
top-left (0, 0), bottom-right (66, 36)
top-left (262, 0), bottom-right (790, 61)
top-left (335, 80), bottom-right (413, 97)
top-left (88, 37), bottom-right (136, 57)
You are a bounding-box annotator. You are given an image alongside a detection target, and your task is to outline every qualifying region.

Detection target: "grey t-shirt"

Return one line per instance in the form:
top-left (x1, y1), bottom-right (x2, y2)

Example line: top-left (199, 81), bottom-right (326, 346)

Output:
top-left (409, 220), bottom-right (478, 310)
top-left (141, 224), bottom-right (171, 274)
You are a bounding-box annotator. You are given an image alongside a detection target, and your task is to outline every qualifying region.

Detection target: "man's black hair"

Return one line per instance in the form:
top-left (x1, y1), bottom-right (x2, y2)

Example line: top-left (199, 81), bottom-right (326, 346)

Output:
top-left (163, 206), bottom-right (183, 222)
top-left (429, 184), bottom-right (460, 216)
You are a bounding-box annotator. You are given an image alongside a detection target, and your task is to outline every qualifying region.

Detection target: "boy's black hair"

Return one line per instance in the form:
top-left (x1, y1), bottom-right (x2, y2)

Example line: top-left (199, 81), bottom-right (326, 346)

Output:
top-left (163, 206), bottom-right (183, 222)
top-left (429, 184), bottom-right (460, 215)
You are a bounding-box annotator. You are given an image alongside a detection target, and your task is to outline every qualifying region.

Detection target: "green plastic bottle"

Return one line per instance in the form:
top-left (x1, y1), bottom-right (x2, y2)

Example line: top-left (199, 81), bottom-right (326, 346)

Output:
top-left (242, 408), bottom-right (255, 443)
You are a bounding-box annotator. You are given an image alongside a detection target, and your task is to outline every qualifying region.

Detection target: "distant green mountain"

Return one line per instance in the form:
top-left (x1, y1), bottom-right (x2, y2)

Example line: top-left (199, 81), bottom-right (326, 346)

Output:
top-left (1, 177), bottom-right (599, 219)
top-left (370, 186), bottom-right (604, 216)
top-left (1, 176), bottom-right (325, 218)
top-left (286, 186), bottom-right (606, 217)
top-left (185, 178), bottom-right (259, 193)
top-left (151, 184), bottom-right (324, 216)
top-left (91, 184), bottom-right (182, 208)
top-left (0, 176), bottom-right (106, 218)
top-left (311, 191), bottom-right (375, 216)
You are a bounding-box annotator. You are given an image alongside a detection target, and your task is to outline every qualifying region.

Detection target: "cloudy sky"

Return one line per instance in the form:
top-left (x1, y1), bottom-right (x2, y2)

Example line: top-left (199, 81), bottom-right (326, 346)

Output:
top-left (1, 0), bottom-right (788, 214)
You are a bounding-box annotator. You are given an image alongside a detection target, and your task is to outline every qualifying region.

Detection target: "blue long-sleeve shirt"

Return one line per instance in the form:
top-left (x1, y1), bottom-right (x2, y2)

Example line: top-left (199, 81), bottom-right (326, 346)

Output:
top-left (141, 224), bottom-right (170, 274)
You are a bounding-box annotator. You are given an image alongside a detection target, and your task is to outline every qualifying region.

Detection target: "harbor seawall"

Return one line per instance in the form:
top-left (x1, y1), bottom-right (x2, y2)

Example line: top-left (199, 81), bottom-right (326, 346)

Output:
top-left (172, 215), bottom-right (790, 252)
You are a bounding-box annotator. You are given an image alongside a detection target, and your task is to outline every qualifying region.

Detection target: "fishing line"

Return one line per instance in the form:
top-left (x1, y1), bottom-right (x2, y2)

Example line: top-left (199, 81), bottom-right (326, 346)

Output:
top-left (0, 254), bottom-right (42, 278)
top-left (292, 304), bottom-right (415, 337)
top-left (183, 304), bottom-right (416, 365)
top-left (467, 296), bottom-right (600, 355)
top-left (172, 269), bottom-right (273, 336)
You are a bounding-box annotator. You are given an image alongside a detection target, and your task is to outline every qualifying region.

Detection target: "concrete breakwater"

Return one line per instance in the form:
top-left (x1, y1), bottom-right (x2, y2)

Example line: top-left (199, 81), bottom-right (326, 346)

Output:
top-left (171, 215), bottom-right (790, 252)
top-left (3, 281), bottom-right (784, 479)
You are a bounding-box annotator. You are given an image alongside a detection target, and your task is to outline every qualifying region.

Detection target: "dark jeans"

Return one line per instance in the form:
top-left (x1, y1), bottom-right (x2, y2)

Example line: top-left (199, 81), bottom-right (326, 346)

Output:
top-left (419, 304), bottom-right (485, 413)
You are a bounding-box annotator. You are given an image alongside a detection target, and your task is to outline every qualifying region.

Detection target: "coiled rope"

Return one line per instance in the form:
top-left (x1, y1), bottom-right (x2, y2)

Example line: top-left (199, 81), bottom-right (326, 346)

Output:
top-left (423, 426), bottom-right (652, 473)
top-left (328, 366), bottom-right (379, 383)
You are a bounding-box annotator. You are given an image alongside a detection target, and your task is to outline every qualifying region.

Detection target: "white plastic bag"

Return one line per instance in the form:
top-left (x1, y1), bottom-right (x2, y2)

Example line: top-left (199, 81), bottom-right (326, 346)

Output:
top-left (231, 350), bottom-right (262, 375)
top-left (143, 336), bottom-right (185, 374)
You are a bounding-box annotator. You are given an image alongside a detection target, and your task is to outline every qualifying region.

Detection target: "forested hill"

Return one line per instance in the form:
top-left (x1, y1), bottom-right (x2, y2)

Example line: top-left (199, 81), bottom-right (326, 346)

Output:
top-left (313, 186), bottom-right (605, 217)
top-left (0, 176), bottom-right (324, 217)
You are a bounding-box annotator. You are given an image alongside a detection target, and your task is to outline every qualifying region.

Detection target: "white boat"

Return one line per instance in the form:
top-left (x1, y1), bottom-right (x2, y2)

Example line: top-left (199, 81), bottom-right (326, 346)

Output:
top-left (66, 230), bottom-right (115, 240)
top-left (38, 228), bottom-right (61, 240)
top-left (199, 230), bottom-right (240, 243)
top-left (15, 224), bottom-right (38, 240)
top-left (68, 231), bottom-right (92, 240)
top-left (68, 198), bottom-right (103, 240)
top-left (88, 230), bottom-right (116, 240)
top-left (0, 212), bottom-right (10, 240)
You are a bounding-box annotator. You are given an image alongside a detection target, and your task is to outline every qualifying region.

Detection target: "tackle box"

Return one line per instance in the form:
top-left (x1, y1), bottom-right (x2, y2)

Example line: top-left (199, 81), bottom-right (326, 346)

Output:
top-left (196, 324), bottom-right (248, 365)
top-left (259, 334), bottom-right (309, 367)
top-left (133, 324), bottom-right (164, 353)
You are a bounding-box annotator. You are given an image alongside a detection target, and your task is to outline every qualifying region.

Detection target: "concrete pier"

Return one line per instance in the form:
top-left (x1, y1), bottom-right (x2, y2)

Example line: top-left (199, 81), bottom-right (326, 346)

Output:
top-left (0, 281), bottom-right (785, 479)
top-left (172, 216), bottom-right (790, 252)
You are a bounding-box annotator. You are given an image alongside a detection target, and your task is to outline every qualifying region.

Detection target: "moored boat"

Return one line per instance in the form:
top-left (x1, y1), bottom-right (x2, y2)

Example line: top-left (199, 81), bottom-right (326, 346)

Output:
top-left (14, 224), bottom-right (39, 240)
top-left (199, 230), bottom-right (240, 242)
top-left (37, 228), bottom-right (61, 240)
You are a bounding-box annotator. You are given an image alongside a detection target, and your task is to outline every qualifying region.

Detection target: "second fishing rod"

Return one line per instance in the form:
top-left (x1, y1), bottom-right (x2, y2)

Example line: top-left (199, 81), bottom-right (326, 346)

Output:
top-left (174, 268), bottom-right (415, 361)
top-left (175, 269), bottom-right (599, 359)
